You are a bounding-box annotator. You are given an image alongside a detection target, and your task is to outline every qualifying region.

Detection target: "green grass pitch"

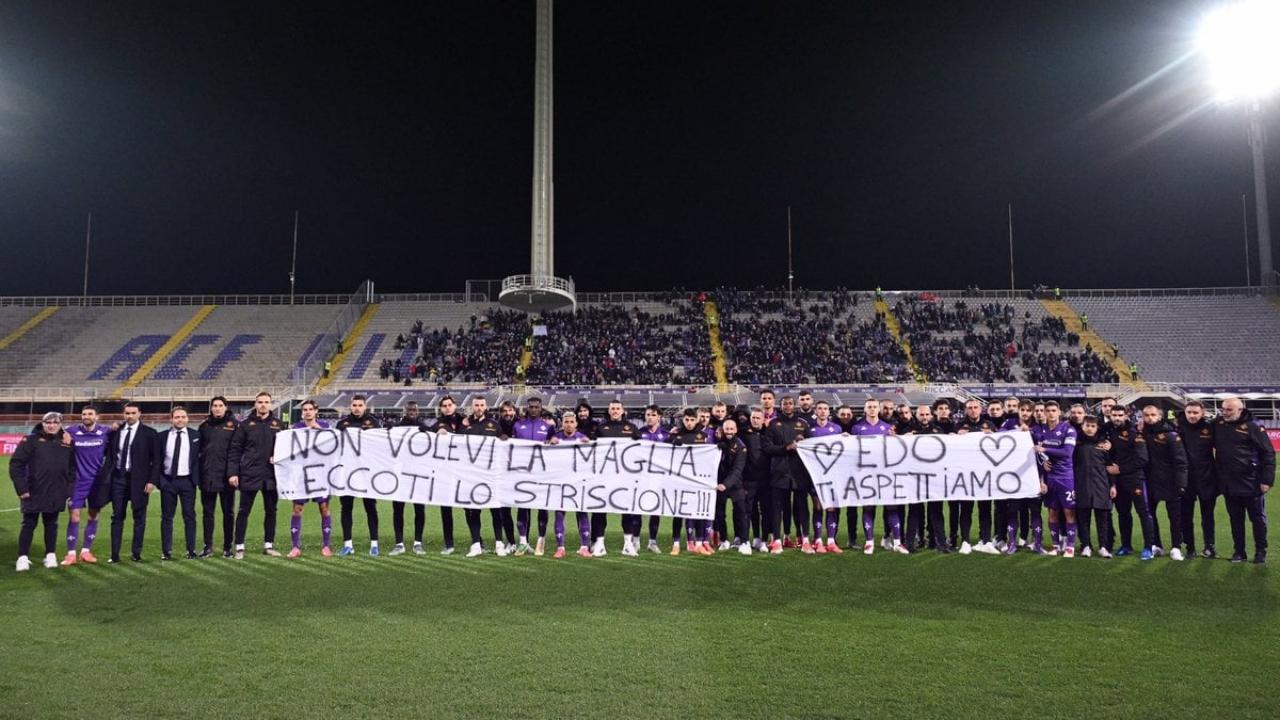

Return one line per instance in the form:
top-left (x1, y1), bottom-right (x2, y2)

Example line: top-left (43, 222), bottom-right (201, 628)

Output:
top-left (1, 454), bottom-right (1277, 719)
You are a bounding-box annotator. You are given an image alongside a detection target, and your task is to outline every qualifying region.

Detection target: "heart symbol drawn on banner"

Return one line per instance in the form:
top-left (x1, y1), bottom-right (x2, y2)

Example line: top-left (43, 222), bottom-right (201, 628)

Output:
top-left (978, 435), bottom-right (1017, 467)
top-left (811, 441), bottom-right (844, 474)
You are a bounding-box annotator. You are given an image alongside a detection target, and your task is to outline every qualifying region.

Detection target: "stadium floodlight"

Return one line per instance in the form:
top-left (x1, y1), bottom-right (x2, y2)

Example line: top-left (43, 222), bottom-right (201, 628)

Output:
top-left (1197, 0), bottom-right (1280, 103)
top-left (1198, 1), bottom-right (1280, 285)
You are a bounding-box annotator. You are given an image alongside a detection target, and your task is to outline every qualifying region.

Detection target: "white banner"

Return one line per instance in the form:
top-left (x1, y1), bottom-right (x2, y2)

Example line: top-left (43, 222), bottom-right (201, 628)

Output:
top-left (797, 431), bottom-right (1041, 507)
top-left (273, 428), bottom-right (721, 520)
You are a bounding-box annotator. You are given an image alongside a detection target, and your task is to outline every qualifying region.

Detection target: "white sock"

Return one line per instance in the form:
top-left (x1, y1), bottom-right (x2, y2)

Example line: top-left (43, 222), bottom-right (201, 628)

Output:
top-left (519, 535), bottom-right (527, 545)
top-left (370, 541), bottom-right (379, 549)
top-left (343, 540), bottom-right (353, 549)
top-left (235, 544), bottom-right (245, 551)
top-left (624, 534), bottom-right (634, 545)
top-left (263, 542), bottom-right (273, 550)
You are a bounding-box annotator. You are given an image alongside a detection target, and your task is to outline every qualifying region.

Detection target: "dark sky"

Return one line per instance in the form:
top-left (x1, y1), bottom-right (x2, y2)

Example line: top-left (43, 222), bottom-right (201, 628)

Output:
top-left (0, 0), bottom-right (1274, 295)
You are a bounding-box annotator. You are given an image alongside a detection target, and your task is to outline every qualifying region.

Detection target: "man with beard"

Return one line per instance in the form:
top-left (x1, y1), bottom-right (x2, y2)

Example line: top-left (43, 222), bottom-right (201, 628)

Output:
top-left (492, 401), bottom-right (519, 554)
top-left (670, 409), bottom-right (711, 554)
top-left (714, 419), bottom-right (751, 555)
top-left (1107, 405), bottom-right (1155, 560)
top-left (905, 404), bottom-right (950, 553)
top-left (227, 393), bottom-right (285, 560)
top-left (796, 391), bottom-right (816, 426)
top-left (512, 397), bottom-right (555, 556)
top-left (101, 402), bottom-right (163, 563)
top-left (390, 401), bottom-right (428, 556)
top-left (335, 395), bottom-right (381, 556)
top-left (1212, 396), bottom-right (1273, 564)
top-left (62, 405), bottom-right (111, 565)
top-left (952, 399), bottom-right (999, 555)
top-left (1176, 401), bottom-right (1218, 558)
top-left (462, 396), bottom-right (503, 557)
top-left (433, 395), bottom-right (466, 554)
top-left (10, 412), bottom-right (75, 572)
top-left (1074, 415), bottom-right (1115, 558)
top-left (197, 396), bottom-right (238, 558)
top-left (1141, 405), bottom-right (1189, 561)
top-left (762, 396), bottom-right (815, 554)
top-left (1001, 400), bottom-right (1044, 554)
top-left (594, 400), bottom-right (636, 556)
top-left (740, 408), bottom-right (770, 552)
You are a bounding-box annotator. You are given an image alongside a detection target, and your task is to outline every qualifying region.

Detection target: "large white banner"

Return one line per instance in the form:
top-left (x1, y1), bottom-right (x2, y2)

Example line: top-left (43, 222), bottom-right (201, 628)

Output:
top-left (797, 431), bottom-right (1041, 507)
top-left (273, 428), bottom-right (721, 520)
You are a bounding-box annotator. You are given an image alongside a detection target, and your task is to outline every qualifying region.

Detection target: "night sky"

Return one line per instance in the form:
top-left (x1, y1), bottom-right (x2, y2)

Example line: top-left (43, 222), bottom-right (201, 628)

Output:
top-left (0, 0), bottom-right (1274, 296)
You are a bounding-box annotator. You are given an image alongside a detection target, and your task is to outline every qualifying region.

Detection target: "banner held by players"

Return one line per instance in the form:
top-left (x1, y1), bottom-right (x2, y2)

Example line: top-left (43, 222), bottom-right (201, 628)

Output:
top-left (797, 431), bottom-right (1040, 507)
top-left (273, 428), bottom-right (720, 520)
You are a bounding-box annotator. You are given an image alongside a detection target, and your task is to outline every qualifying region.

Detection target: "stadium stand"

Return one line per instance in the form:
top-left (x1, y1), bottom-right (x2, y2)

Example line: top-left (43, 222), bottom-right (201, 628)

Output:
top-left (1068, 294), bottom-right (1280, 384)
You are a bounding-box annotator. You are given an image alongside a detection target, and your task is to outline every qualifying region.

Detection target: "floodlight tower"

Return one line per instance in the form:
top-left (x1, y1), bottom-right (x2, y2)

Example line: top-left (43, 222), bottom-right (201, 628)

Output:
top-left (1199, 0), bottom-right (1280, 285)
top-left (501, 0), bottom-right (576, 312)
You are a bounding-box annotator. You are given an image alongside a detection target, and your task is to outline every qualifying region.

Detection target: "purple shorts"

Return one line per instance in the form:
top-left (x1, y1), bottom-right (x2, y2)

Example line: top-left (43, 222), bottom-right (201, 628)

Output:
top-left (292, 496), bottom-right (331, 506)
top-left (69, 478), bottom-right (104, 510)
top-left (1043, 479), bottom-right (1077, 510)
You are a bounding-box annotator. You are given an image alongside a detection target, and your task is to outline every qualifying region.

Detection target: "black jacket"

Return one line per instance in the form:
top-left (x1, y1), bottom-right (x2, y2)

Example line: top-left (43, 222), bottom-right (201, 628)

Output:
top-left (1107, 421), bottom-right (1149, 485)
top-left (395, 415), bottom-right (429, 432)
top-left (1072, 432), bottom-right (1113, 510)
top-left (227, 413), bottom-right (285, 492)
top-left (954, 416), bottom-right (997, 434)
top-left (9, 430), bottom-right (76, 513)
top-left (1212, 409), bottom-right (1276, 497)
top-left (198, 413), bottom-right (238, 492)
top-left (462, 414), bottom-right (503, 437)
top-left (762, 412), bottom-right (812, 490)
top-left (98, 423), bottom-right (163, 503)
top-left (595, 419), bottom-right (635, 439)
top-left (1176, 414), bottom-right (1216, 494)
top-left (739, 425), bottom-right (769, 486)
top-left (434, 412), bottom-right (466, 433)
top-left (1141, 420), bottom-right (1188, 501)
top-left (716, 437), bottom-right (747, 492)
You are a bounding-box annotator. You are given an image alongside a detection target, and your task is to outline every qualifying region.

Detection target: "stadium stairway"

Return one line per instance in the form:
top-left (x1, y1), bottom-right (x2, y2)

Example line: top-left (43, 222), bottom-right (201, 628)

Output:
top-left (312, 303), bottom-right (380, 393)
top-left (1038, 298), bottom-right (1145, 389)
top-left (874, 297), bottom-right (924, 381)
top-left (0, 307), bottom-right (59, 352)
top-left (111, 305), bottom-right (217, 397)
top-left (703, 300), bottom-right (730, 390)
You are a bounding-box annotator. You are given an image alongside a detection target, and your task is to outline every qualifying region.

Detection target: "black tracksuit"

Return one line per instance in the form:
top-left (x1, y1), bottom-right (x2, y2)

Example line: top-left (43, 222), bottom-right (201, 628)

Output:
top-left (951, 416), bottom-right (998, 546)
top-left (391, 415), bottom-right (428, 546)
top-left (462, 414), bottom-right (504, 546)
top-left (9, 430), bottom-right (75, 558)
top-left (713, 437), bottom-right (748, 543)
top-left (594, 419), bottom-right (637, 541)
top-left (762, 413), bottom-right (812, 542)
top-left (905, 420), bottom-right (950, 550)
top-left (740, 424), bottom-right (770, 542)
top-left (1176, 414), bottom-right (1217, 552)
top-left (1142, 420), bottom-right (1189, 551)
top-left (335, 413), bottom-right (382, 545)
top-left (198, 413), bottom-right (238, 553)
top-left (1109, 420), bottom-right (1154, 551)
top-left (1212, 409), bottom-right (1275, 558)
top-left (433, 412), bottom-right (466, 548)
top-left (1073, 431), bottom-right (1114, 551)
top-left (228, 412), bottom-right (284, 547)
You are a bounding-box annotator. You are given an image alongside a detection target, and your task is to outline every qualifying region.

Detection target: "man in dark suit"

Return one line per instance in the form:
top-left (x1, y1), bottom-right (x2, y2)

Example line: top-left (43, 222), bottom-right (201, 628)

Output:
top-left (98, 401), bottom-right (162, 563)
top-left (159, 406), bottom-right (201, 560)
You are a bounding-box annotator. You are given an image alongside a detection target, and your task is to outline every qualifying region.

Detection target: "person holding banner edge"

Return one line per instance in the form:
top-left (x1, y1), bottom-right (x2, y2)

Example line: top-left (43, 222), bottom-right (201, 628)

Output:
top-left (228, 392), bottom-right (284, 560)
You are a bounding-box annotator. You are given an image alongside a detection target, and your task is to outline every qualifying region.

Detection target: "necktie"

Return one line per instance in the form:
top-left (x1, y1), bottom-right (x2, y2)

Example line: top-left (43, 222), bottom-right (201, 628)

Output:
top-left (170, 430), bottom-right (182, 477)
top-left (120, 426), bottom-right (133, 472)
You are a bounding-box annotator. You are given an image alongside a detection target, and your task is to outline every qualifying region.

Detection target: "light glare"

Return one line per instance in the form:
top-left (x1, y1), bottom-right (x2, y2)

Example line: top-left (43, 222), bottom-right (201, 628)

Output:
top-left (1198, 1), bottom-right (1280, 102)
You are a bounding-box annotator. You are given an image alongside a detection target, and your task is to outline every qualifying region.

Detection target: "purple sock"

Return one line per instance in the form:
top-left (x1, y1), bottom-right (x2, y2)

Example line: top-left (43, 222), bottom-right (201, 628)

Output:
top-left (1007, 522), bottom-right (1018, 550)
top-left (291, 515), bottom-right (303, 550)
top-left (84, 518), bottom-right (98, 550)
top-left (554, 511), bottom-right (566, 547)
top-left (686, 524), bottom-right (695, 543)
top-left (826, 510), bottom-right (838, 543)
top-left (888, 510), bottom-right (902, 541)
top-left (1048, 519), bottom-right (1060, 548)
top-left (812, 513), bottom-right (822, 542)
top-left (67, 520), bottom-right (80, 553)
top-left (863, 507), bottom-right (875, 542)
top-left (321, 515), bottom-right (332, 548)
top-left (1031, 515), bottom-right (1044, 548)
top-left (576, 513), bottom-right (590, 546)
top-left (1066, 521), bottom-right (1077, 550)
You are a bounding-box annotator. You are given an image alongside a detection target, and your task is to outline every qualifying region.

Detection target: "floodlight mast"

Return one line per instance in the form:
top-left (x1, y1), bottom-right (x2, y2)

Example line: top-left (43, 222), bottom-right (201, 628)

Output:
top-left (1199, 1), bottom-right (1278, 285)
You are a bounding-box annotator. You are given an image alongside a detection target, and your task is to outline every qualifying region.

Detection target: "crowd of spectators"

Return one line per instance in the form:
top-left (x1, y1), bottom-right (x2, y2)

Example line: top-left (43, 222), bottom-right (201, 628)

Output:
top-left (525, 303), bottom-right (714, 385)
top-left (379, 309), bottom-right (528, 385)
